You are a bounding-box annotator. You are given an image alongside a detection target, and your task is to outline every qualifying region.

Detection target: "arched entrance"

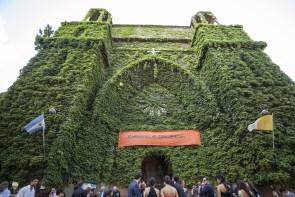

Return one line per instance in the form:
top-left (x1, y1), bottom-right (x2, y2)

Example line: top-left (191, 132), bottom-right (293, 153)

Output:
top-left (141, 152), bottom-right (172, 184)
top-left (91, 57), bottom-right (219, 185)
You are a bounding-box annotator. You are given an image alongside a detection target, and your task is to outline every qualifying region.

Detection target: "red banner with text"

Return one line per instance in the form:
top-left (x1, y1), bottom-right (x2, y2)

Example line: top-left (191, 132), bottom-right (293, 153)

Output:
top-left (118, 130), bottom-right (201, 147)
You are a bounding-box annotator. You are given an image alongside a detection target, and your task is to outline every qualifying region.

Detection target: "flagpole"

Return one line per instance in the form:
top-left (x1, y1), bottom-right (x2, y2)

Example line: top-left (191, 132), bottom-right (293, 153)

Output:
top-left (272, 113), bottom-right (275, 152)
top-left (42, 113), bottom-right (46, 157)
top-left (43, 126), bottom-right (45, 157)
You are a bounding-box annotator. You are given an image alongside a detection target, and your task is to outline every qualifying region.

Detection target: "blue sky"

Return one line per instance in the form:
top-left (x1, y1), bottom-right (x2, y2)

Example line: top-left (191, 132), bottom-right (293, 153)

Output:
top-left (0, 0), bottom-right (295, 92)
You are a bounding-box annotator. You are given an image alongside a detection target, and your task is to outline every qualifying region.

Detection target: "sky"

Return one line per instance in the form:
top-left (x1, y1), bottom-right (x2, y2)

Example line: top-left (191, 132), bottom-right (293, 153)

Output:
top-left (0, 0), bottom-right (294, 93)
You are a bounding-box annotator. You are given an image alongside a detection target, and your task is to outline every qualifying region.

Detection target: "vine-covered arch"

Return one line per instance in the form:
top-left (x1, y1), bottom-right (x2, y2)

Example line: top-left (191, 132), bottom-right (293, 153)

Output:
top-left (90, 56), bottom-right (221, 186)
top-left (94, 56), bottom-right (218, 129)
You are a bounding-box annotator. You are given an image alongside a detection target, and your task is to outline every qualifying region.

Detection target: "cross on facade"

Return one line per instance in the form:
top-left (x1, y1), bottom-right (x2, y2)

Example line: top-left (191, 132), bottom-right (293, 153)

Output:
top-left (147, 48), bottom-right (160, 55)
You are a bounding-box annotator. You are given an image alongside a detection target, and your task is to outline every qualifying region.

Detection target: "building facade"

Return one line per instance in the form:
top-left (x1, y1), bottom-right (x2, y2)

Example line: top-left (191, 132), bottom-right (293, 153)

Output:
top-left (0, 9), bottom-right (295, 187)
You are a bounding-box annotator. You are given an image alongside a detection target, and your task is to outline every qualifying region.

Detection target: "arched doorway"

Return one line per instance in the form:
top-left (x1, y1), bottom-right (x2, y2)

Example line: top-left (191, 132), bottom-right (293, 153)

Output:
top-left (91, 57), bottom-right (219, 185)
top-left (141, 152), bottom-right (172, 184)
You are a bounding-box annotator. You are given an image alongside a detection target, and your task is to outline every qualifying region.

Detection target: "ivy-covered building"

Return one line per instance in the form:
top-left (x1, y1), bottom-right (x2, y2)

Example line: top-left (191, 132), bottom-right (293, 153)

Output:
top-left (0, 8), bottom-right (295, 187)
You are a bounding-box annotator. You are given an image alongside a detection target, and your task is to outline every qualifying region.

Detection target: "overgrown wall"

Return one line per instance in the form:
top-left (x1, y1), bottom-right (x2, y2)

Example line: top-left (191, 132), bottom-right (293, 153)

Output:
top-left (194, 24), bottom-right (295, 185)
top-left (0, 20), bottom-right (111, 186)
top-left (1, 10), bottom-right (295, 188)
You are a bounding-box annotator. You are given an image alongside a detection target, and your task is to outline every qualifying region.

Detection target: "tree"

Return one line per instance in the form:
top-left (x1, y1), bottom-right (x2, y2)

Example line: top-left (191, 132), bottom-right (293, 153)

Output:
top-left (34, 24), bottom-right (54, 50)
top-left (43, 24), bottom-right (54, 38)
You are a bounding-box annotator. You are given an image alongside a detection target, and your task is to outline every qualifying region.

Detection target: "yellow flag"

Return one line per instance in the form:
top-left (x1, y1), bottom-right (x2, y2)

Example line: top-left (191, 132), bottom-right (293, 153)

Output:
top-left (248, 114), bottom-right (273, 132)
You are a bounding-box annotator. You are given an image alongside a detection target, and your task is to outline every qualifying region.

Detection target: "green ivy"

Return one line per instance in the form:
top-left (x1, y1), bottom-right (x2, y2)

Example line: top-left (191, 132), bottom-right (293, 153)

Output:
top-left (0, 9), bottom-right (294, 189)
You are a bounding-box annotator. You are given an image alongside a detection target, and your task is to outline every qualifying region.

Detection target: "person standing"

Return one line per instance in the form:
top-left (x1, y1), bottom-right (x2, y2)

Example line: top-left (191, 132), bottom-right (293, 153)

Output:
top-left (237, 181), bottom-right (250, 197)
top-left (111, 186), bottom-right (120, 197)
top-left (16, 178), bottom-right (38, 197)
top-left (199, 177), bottom-right (214, 197)
top-left (270, 185), bottom-right (279, 197)
top-left (72, 180), bottom-right (87, 197)
top-left (128, 172), bottom-right (142, 197)
top-left (49, 188), bottom-right (57, 197)
top-left (160, 176), bottom-right (178, 197)
top-left (191, 184), bottom-right (200, 197)
top-left (215, 175), bottom-right (232, 197)
top-left (0, 181), bottom-right (11, 197)
top-left (144, 177), bottom-right (159, 197)
top-left (35, 185), bottom-right (48, 197)
top-left (98, 186), bottom-right (107, 197)
top-left (56, 189), bottom-right (66, 197)
top-left (280, 188), bottom-right (295, 197)
top-left (172, 176), bottom-right (186, 197)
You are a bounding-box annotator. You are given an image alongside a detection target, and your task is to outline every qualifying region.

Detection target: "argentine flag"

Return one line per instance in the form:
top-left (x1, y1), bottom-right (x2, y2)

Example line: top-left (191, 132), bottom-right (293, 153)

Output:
top-left (24, 114), bottom-right (45, 134)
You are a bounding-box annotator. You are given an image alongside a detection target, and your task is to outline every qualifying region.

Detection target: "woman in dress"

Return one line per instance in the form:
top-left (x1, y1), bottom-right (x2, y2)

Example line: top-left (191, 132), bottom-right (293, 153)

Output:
top-left (237, 181), bottom-right (250, 197)
top-left (144, 177), bottom-right (160, 197)
top-left (160, 176), bottom-right (178, 197)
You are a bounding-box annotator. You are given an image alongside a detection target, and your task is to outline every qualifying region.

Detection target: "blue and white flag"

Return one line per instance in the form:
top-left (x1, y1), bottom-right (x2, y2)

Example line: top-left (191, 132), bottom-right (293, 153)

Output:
top-left (24, 114), bottom-right (45, 134)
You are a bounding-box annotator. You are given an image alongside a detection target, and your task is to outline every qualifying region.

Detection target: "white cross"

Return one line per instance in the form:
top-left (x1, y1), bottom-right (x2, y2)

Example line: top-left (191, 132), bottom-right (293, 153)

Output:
top-left (147, 48), bottom-right (160, 55)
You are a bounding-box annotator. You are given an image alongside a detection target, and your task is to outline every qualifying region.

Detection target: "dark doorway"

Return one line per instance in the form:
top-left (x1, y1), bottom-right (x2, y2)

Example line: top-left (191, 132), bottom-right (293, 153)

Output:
top-left (142, 153), bottom-right (172, 184)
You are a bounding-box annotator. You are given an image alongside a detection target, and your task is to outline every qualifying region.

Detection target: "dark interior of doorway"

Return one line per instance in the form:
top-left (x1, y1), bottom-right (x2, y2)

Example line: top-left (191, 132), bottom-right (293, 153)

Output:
top-left (141, 152), bottom-right (172, 185)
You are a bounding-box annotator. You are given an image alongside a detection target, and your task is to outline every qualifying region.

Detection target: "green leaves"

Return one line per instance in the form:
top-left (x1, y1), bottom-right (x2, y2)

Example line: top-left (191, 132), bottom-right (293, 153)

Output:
top-left (1, 17), bottom-right (295, 189)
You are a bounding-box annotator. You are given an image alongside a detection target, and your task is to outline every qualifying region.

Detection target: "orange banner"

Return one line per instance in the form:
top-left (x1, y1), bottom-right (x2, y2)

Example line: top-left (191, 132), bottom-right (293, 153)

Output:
top-left (118, 130), bottom-right (201, 147)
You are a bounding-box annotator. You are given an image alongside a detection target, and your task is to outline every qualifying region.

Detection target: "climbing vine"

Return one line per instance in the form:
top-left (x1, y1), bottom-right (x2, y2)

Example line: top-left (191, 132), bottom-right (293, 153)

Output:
top-left (0, 9), bottom-right (294, 189)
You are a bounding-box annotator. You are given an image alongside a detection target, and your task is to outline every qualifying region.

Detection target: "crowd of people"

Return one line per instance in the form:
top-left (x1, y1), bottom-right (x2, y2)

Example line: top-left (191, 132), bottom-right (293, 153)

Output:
top-left (1, 174), bottom-right (295, 197)
top-left (126, 173), bottom-right (295, 197)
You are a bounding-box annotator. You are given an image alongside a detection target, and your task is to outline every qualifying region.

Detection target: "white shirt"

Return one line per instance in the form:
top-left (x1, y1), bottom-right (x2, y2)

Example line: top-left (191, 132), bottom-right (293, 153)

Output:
top-left (16, 185), bottom-right (35, 197)
top-left (0, 188), bottom-right (11, 197)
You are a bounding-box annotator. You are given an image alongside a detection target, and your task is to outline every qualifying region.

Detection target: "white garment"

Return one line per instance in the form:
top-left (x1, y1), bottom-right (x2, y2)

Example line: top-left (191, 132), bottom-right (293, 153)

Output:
top-left (0, 188), bottom-right (11, 197)
top-left (16, 185), bottom-right (35, 197)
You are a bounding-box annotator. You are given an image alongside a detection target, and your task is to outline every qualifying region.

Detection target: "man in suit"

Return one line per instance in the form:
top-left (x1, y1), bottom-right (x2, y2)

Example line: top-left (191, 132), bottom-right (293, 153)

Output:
top-left (128, 172), bottom-right (142, 197)
top-left (99, 186), bottom-right (107, 197)
top-left (72, 180), bottom-right (87, 197)
top-left (172, 176), bottom-right (186, 197)
top-left (199, 177), bottom-right (214, 197)
top-left (111, 186), bottom-right (120, 197)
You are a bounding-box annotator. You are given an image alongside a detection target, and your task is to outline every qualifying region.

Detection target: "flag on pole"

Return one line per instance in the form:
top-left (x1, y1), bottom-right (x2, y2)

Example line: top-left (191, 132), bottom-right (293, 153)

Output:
top-left (247, 114), bottom-right (273, 132)
top-left (24, 114), bottom-right (45, 134)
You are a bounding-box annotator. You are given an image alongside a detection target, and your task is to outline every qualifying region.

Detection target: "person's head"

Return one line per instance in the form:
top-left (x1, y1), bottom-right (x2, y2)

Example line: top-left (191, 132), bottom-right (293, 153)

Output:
top-left (30, 178), bottom-right (39, 187)
top-left (139, 181), bottom-right (146, 189)
top-left (12, 181), bottom-right (19, 191)
top-left (77, 180), bottom-right (84, 187)
top-left (238, 181), bottom-right (248, 191)
top-left (231, 183), bottom-right (238, 193)
top-left (101, 186), bottom-right (106, 191)
top-left (51, 188), bottom-right (56, 193)
top-left (56, 189), bottom-right (65, 197)
top-left (0, 181), bottom-right (9, 188)
top-left (112, 186), bottom-right (118, 191)
top-left (173, 176), bottom-right (180, 183)
top-left (279, 188), bottom-right (286, 194)
top-left (0, 183), bottom-right (5, 192)
top-left (148, 177), bottom-right (156, 187)
top-left (134, 172), bottom-right (142, 182)
top-left (202, 177), bottom-right (209, 185)
top-left (215, 175), bottom-right (225, 184)
top-left (163, 176), bottom-right (171, 185)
